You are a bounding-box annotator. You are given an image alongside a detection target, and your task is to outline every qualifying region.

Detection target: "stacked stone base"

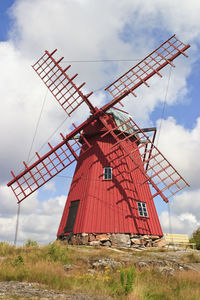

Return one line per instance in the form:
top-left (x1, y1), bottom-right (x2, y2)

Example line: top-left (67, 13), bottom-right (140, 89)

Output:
top-left (58, 233), bottom-right (166, 248)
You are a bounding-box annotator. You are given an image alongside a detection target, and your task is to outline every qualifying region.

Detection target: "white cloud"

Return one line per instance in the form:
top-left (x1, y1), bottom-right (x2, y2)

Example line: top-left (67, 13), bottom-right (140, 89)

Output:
top-left (42, 181), bottom-right (56, 193)
top-left (0, 184), bottom-right (66, 244)
top-left (155, 117), bottom-right (200, 236)
top-left (160, 210), bottom-right (200, 236)
top-left (155, 117), bottom-right (200, 188)
top-left (0, 184), bottom-right (39, 217)
top-left (172, 189), bottom-right (200, 218)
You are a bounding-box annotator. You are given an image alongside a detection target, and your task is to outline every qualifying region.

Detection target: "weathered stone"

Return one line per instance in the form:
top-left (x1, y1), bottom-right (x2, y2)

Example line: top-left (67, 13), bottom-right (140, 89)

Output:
top-left (91, 258), bottom-right (122, 270)
top-left (150, 235), bottom-right (160, 240)
top-left (131, 238), bottom-right (141, 245)
top-left (89, 240), bottom-right (100, 246)
top-left (70, 235), bottom-right (82, 245)
top-left (110, 233), bottom-right (131, 247)
top-left (89, 234), bottom-right (96, 242)
top-left (130, 234), bottom-right (141, 238)
top-left (143, 235), bottom-right (150, 239)
top-left (158, 266), bottom-right (175, 276)
top-left (137, 261), bottom-right (150, 269)
top-left (101, 240), bottom-right (111, 247)
top-left (0, 281), bottom-right (86, 299)
top-left (139, 238), bottom-right (147, 246)
top-left (81, 233), bottom-right (88, 237)
top-left (63, 264), bottom-right (79, 271)
top-left (64, 232), bottom-right (164, 248)
top-left (153, 238), bottom-right (166, 248)
top-left (96, 234), bottom-right (110, 241)
top-left (145, 240), bottom-right (153, 247)
top-left (81, 235), bottom-right (89, 245)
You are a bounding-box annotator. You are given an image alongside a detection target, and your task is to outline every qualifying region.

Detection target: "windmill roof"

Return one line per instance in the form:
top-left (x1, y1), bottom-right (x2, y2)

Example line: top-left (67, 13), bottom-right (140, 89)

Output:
top-left (106, 108), bottom-right (135, 135)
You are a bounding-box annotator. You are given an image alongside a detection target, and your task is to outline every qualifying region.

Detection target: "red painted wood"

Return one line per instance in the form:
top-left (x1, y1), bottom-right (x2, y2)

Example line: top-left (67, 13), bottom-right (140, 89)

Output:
top-left (57, 121), bottom-right (163, 237)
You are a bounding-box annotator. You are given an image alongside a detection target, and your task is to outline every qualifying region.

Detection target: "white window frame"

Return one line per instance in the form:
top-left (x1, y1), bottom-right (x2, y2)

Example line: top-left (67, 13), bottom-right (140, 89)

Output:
top-left (137, 201), bottom-right (148, 217)
top-left (103, 167), bottom-right (112, 180)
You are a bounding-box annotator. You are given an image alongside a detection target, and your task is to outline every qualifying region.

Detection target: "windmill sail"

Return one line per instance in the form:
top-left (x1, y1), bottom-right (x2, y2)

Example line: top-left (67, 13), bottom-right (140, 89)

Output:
top-left (32, 50), bottom-right (95, 116)
top-left (103, 35), bottom-right (190, 109)
top-left (7, 127), bottom-right (91, 203)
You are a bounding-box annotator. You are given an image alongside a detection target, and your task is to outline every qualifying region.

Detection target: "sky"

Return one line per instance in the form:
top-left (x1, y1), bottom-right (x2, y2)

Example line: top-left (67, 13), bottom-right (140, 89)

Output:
top-left (0, 0), bottom-right (200, 245)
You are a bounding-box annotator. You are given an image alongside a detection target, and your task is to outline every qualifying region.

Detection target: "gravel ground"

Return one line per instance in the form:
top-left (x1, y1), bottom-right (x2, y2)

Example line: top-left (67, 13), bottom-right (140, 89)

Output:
top-left (0, 281), bottom-right (110, 300)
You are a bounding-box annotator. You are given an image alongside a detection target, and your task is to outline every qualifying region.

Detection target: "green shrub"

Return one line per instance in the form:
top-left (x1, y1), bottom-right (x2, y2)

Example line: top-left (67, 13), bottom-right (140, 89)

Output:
top-left (25, 238), bottom-right (38, 247)
top-left (13, 255), bottom-right (24, 266)
top-left (190, 227), bottom-right (200, 250)
top-left (47, 242), bottom-right (70, 264)
top-left (120, 264), bottom-right (135, 295)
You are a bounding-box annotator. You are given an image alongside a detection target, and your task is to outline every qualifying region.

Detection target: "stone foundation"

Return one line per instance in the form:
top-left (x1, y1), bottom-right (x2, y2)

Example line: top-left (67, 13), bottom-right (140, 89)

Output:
top-left (58, 233), bottom-right (165, 248)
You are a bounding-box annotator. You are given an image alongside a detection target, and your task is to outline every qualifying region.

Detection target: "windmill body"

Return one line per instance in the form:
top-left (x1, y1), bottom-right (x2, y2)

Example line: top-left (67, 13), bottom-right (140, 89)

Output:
top-left (58, 110), bottom-right (163, 240)
top-left (7, 35), bottom-right (190, 246)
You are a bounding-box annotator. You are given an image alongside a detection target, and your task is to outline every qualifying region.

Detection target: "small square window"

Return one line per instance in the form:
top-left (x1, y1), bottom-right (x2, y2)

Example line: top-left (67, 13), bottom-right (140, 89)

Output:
top-left (103, 167), bottom-right (112, 180)
top-left (137, 202), bottom-right (148, 217)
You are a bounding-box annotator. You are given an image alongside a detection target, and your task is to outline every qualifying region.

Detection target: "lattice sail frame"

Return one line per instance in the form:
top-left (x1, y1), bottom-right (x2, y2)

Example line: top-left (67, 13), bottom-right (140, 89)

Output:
top-left (8, 35), bottom-right (190, 204)
top-left (32, 50), bottom-right (94, 116)
top-left (105, 35), bottom-right (189, 102)
top-left (100, 114), bottom-right (189, 203)
top-left (8, 129), bottom-right (91, 203)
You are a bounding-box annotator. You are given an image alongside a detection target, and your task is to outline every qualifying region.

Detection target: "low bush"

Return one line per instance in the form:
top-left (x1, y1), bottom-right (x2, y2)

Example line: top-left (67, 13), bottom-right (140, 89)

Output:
top-left (24, 238), bottom-right (38, 247)
top-left (190, 227), bottom-right (200, 250)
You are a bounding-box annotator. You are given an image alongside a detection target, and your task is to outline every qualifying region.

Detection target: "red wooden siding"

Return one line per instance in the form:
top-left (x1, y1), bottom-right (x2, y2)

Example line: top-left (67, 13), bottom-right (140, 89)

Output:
top-left (57, 128), bottom-right (163, 237)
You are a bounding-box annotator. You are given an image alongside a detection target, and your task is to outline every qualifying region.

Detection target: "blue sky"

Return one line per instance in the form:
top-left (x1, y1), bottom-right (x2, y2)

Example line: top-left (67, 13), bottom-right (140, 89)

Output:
top-left (0, 0), bottom-right (200, 244)
top-left (0, 0), bottom-right (14, 40)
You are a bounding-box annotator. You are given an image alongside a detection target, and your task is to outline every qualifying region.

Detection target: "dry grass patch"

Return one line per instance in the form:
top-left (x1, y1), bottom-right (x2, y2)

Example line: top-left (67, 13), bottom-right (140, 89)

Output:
top-left (1, 242), bottom-right (200, 299)
top-left (129, 268), bottom-right (200, 300)
top-left (181, 252), bottom-right (200, 263)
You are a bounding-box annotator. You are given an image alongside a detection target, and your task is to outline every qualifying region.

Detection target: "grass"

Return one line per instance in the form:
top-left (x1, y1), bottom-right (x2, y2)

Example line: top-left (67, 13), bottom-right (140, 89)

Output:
top-left (181, 252), bottom-right (200, 263)
top-left (127, 268), bottom-right (200, 300)
top-left (0, 241), bottom-right (200, 299)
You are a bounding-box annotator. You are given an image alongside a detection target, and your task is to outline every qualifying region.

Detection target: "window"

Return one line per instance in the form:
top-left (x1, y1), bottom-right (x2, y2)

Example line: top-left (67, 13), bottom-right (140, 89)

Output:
top-left (137, 202), bottom-right (148, 217)
top-left (103, 167), bottom-right (112, 180)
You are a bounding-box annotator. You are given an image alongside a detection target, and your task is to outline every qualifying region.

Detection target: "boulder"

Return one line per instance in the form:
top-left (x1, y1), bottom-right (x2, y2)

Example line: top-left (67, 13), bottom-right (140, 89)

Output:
top-left (63, 264), bottom-right (79, 271)
top-left (153, 238), bottom-right (166, 248)
top-left (131, 238), bottom-right (141, 245)
top-left (88, 234), bottom-right (96, 242)
top-left (81, 235), bottom-right (89, 245)
top-left (158, 266), bottom-right (175, 276)
top-left (89, 240), bottom-right (100, 246)
top-left (96, 234), bottom-right (110, 241)
top-left (81, 233), bottom-right (88, 237)
top-left (150, 235), bottom-right (161, 240)
top-left (102, 240), bottom-right (111, 247)
top-left (110, 233), bottom-right (131, 247)
top-left (70, 235), bottom-right (82, 245)
top-left (91, 258), bottom-right (122, 270)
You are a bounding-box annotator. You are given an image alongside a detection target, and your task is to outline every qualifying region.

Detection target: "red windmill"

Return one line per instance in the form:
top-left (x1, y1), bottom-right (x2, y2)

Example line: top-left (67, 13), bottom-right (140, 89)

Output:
top-left (8, 35), bottom-right (190, 247)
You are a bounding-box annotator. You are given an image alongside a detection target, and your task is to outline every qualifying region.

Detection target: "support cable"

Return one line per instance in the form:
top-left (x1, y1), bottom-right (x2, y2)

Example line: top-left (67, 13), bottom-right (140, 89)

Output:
top-left (154, 66), bottom-right (174, 246)
top-left (14, 203), bottom-right (20, 246)
top-left (14, 89), bottom-right (48, 246)
top-left (156, 66), bottom-right (172, 145)
top-left (27, 89), bottom-right (48, 164)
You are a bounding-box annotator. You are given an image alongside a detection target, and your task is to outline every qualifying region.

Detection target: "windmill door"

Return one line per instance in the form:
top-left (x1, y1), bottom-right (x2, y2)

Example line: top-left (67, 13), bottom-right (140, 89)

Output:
top-left (64, 200), bottom-right (80, 233)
